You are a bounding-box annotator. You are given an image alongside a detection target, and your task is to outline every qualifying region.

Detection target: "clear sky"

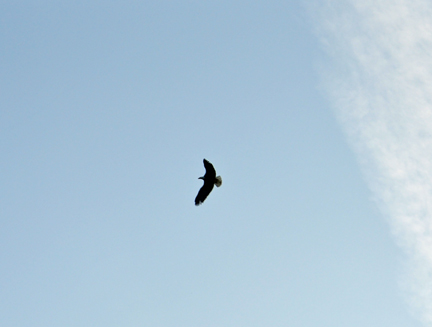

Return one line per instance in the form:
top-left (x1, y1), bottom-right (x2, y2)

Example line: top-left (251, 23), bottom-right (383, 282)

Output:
top-left (1, 1), bottom-right (429, 326)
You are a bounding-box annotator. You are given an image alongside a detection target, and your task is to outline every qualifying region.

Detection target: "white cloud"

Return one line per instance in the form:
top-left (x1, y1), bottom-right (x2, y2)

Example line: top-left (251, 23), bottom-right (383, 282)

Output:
top-left (312, 0), bottom-right (432, 324)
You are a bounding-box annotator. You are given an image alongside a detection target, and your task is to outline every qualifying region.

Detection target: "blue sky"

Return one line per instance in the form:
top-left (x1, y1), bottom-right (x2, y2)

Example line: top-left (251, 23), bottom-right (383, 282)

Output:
top-left (1, 1), bottom-right (429, 326)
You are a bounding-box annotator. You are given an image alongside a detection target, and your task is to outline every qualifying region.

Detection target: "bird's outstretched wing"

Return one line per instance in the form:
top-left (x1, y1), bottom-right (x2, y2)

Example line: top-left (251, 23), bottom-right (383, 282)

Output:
top-left (203, 159), bottom-right (216, 178)
top-left (195, 182), bottom-right (214, 206)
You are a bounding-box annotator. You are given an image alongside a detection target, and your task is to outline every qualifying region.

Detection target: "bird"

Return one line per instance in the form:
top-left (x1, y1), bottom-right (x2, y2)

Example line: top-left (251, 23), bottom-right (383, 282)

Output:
top-left (195, 159), bottom-right (222, 206)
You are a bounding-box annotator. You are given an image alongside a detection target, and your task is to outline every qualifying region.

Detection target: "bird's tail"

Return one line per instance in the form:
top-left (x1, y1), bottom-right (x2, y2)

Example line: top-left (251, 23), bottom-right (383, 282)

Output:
top-left (215, 176), bottom-right (222, 187)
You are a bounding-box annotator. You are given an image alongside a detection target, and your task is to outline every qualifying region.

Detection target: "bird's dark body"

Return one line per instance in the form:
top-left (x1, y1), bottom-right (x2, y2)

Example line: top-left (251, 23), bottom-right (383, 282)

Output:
top-left (195, 159), bottom-right (221, 206)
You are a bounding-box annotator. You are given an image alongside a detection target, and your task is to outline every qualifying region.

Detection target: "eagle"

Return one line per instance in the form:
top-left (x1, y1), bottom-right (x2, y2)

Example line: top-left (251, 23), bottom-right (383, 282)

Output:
top-left (195, 159), bottom-right (222, 206)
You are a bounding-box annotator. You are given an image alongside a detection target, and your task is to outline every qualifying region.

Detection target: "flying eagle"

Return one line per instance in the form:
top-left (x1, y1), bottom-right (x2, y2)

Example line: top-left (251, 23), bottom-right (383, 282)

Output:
top-left (195, 159), bottom-right (222, 206)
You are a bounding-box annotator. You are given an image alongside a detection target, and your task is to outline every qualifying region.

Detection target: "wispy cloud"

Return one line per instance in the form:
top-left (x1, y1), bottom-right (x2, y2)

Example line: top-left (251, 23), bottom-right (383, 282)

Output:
top-left (312, 0), bottom-right (432, 324)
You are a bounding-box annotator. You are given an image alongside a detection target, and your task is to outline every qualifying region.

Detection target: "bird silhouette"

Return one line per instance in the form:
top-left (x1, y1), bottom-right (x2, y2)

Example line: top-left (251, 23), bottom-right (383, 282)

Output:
top-left (195, 159), bottom-right (222, 206)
